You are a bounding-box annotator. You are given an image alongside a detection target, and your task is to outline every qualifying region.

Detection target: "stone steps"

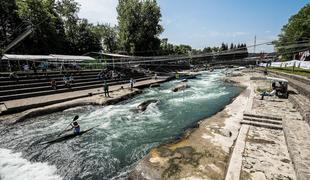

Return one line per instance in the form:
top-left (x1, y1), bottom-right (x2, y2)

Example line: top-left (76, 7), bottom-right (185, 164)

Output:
top-left (0, 77), bottom-right (151, 101)
top-left (289, 94), bottom-right (310, 124)
top-left (0, 76), bottom-right (99, 90)
top-left (0, 71), bottom-right (101, 82)
top-left (241, 113), bottom-right (283, 130)
top-left (243, 117), bottom-right (282, 125)
top-left (240, 120), bottom-right (283, 130)
top-left (243, 112), bottom-right (282, 121)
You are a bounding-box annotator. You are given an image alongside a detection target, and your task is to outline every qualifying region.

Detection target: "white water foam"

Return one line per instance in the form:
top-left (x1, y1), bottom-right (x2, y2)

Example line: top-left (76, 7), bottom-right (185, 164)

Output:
top-left (0, 148), bottom-right (62, 180)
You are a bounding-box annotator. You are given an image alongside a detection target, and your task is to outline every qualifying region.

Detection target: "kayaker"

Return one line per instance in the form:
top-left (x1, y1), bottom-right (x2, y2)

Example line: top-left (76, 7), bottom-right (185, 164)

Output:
top-left (71, 121), bottom-right (80, 134)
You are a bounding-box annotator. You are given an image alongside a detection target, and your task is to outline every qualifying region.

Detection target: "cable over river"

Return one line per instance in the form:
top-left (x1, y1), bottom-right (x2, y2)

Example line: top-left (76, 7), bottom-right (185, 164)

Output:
top-left (0, 70), bottom-right (243, 179)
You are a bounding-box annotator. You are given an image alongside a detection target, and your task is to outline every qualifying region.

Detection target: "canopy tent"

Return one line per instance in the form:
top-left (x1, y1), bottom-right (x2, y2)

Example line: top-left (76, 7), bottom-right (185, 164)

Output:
top-left (50, 54), bottom-right (95, 62)
top-left (1, 54), bottom-right (95, 62)
top-left (89, 52), bottom-right (133, 58)
top-left (1, 54), bottom-right (55, 61)
top-left (266, 77), bottom-right (288, 83)
top-left (0, 54), bottom-right (97, 71)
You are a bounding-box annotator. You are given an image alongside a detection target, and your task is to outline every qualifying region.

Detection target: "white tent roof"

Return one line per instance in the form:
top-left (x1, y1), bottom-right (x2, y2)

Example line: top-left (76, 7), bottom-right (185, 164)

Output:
top-left (266, 77), bottom-right (288, 83)
top-left (50, 54), bottom-right (95, 61)
top-left (2, 54), bottom-right (54, 60)
top-left (96, 52), bottom-right (133, 58)
top-left (1, 54), bottom-right (95, 62)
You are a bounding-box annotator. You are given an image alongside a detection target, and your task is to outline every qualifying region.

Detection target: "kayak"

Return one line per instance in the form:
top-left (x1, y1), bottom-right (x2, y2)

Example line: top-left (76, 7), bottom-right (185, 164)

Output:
top-left (41, 126), bottom-right (96, 145)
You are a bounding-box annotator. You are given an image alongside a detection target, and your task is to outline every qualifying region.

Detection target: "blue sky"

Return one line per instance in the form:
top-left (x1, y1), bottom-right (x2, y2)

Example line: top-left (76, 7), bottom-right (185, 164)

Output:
top-left (75, 0), bottom-right (309, 52)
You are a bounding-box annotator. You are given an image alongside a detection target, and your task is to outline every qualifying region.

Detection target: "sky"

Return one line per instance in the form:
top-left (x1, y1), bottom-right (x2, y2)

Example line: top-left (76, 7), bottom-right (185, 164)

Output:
top-left (75, 0), bottom-right (309, 52)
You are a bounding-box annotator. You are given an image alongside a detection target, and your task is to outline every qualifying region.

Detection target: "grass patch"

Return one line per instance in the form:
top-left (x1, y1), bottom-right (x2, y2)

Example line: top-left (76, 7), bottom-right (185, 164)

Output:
top-left (266, 67), bottom-right (310, 77)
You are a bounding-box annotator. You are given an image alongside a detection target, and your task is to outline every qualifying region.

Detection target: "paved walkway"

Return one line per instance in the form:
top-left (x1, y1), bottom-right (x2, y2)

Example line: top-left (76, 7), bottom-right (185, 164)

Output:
top-left (226, 72), bottom-right (310, 180)
top-left (2, 77), bottom-right (168, 114)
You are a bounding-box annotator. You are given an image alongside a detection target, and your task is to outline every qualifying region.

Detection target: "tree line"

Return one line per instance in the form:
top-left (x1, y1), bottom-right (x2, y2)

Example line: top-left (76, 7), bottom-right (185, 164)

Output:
top-left (1, 0), bottom-right (102, 55)
top-left (1, 0), bottom-right (249, 59)
top-left (0, 0), bottom-right (164, 56)
top-left (274, 4), bottom-right (310, 60)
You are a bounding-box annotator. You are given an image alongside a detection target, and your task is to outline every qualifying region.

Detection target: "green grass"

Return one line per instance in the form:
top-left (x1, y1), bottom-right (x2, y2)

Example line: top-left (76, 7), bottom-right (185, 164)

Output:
top-left (263, 67), bottom-right (310, 77)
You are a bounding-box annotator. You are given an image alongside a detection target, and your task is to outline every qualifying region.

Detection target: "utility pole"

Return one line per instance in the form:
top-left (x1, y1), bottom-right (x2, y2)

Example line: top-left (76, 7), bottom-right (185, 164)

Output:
top-left (253, 35), bottom-right (256, 54)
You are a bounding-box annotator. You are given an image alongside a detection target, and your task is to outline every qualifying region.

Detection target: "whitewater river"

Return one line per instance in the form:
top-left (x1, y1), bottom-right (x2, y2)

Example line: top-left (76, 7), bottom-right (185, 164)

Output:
top-left (0, 70), bottom-right (243, 180)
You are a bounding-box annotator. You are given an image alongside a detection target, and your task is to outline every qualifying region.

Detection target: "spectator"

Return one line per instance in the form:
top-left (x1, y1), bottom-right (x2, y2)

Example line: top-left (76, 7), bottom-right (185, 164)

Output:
top-left (103, 80), bottom-right (110, 97)
top-left (63, 74), bottom-right (71, 88)
top-left (69, 74), bottom-right (74, 85)
top-left (42, 61), bottom-right (48, 76)
top-left (23, 64), bottom-right (29, 72)
top-left (50, 79), bottom-right (57, 90)
top-left (9, 72), bottom-right (19, 82)
top-left (97, 70), bottom-right (104, 80)
top-left (60, 63), bottom-right (65, 74)
top-left (130, 78), bottom-right (135, 91)
top-left (32, 61), bottom-right (37, 75)
top-left (154, 73), bottom-right (157, 80)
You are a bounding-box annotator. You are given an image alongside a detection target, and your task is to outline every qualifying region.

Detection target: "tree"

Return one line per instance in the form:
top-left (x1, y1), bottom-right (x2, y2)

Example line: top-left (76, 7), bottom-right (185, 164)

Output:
top-left (202, 47), bottom-right (212, 53)
top-left (117, 0), bottom-right (163, 55)
top-left (73, 19), bottom-right (101, 54)
top-left (14, 0), bottom-right (68, 54)
top-left (56, 0), bottom-right (80, 53)
top-left (92, 24), bottom-right (119, 53)
top-left (274, 4), bottom-right (310, 60)
top-left (230, 43), bottom-right (234, 50)
top-left (0, 0), bottom-right (22, 53)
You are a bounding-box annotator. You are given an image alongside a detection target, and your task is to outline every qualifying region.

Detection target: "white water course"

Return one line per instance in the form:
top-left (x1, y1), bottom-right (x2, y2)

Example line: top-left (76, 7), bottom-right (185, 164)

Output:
top-left (0, 70), bottom-right (243, 179)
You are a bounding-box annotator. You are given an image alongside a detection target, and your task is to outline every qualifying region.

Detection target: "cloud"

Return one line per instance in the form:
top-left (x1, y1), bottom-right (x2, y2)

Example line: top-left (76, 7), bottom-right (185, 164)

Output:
top-left (207, 31), bottom-right (248, 38)
top-left (264, 30), bottom-right (271, 33)
top-left (75, 0), bottom-right (118, 25)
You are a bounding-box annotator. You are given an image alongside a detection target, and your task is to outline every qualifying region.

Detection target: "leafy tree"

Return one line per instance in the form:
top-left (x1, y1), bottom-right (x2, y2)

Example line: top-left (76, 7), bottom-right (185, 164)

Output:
top-left (0, 0), bottom-right (22, 53)
top-left (56, 0), bottom-right (80, 53)
top-left (230, 43), bottom-right (234, 50)
top-left (117, 0), bottom-right (163, 55)
top-left (92, 24), bottom-right (119, 53)
top-left (13, 0), bottom-right (67, 54)
top-left (274, 4), bottom-right (310, 60)
top-left (202, 47), bottom-right (212, 53)
top-left (73, 19), bottom-right (101, 54)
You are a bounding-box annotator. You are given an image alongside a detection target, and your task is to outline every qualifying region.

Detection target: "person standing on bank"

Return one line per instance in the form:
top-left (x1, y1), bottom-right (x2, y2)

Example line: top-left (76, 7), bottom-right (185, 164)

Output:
top-left (130, 78), bottom-right (134, 91)
top-left (104, 80), bottom-right (110, 97)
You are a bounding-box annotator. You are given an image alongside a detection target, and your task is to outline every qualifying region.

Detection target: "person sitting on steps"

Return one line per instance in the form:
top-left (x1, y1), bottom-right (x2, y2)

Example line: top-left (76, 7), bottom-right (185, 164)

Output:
top-left (50, 79), bottom-right (57, 90)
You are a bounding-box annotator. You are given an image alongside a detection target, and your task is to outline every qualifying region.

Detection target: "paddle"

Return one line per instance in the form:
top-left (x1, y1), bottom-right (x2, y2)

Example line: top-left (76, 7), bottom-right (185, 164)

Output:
top-left (57, 115), bottom-right (79, 137)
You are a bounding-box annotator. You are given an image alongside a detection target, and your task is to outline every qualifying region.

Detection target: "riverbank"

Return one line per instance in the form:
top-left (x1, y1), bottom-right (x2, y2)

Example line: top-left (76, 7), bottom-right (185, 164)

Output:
top-left (0, 71), bottom-right (244, 179)
top-left (130, 70), bottom-right (310, 180)
top-left (0, 77), bottom-right (169, 123)
top-left (130, 73), bottom-right (252, 179)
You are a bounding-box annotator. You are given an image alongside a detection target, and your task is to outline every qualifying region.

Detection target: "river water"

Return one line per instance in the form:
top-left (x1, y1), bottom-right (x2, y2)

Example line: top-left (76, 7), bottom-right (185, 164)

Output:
top-left (0, 70), bottom-right (243, 180)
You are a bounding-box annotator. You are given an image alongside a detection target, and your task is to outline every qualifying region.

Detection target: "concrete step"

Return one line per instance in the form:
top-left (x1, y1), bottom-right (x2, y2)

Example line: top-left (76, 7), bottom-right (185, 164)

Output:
top-left (289, 94), bottom-right (310, 124)
top-left (0, 74), bottom-right (97, 86)
top-left (240, 120), bottom-right (283, 130)
top-left (0, 79), bottom-right (103, 96)
top-left (0, 76), bottom-right (99, 90)
top-left (0, 77), bottom-right (151, 101)
top-left (0, 69), bottom-right (102, 77)
top-left (0, 76), bottom-right (146, 96)
top-left (243, 113), bottom-right (282, 121)
top-left (243, 117), bottom-right (282, 125)
top-left (0, 70), bottom-right (102, 80)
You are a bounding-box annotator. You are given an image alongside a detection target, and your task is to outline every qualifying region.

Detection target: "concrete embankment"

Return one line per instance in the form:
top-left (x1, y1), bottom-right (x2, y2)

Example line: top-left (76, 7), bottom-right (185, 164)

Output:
top-left (130, 70), bottom-right (310, 180)
top-left (0, 77), bottom-right (171, 123)
top-left (130, 74), bottom-right (251, 179)
top-left (266, 70), bottom-right (310, 124)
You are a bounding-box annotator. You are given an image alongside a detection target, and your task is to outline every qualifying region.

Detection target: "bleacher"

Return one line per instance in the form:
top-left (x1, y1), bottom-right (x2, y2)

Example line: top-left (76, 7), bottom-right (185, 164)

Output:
top-left (0, 69), bottom-right (149, 102)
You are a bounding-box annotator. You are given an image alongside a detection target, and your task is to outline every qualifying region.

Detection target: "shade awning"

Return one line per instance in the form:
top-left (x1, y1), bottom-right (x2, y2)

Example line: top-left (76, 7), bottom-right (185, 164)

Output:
top-left (266, 77), bottom-right (288, 83)
top-left (50, 54), bottom-right (95, 61)
top-left (1, 54), bottom-right (96, 62)
top-left (1, 54), bottom-right (55, 60)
